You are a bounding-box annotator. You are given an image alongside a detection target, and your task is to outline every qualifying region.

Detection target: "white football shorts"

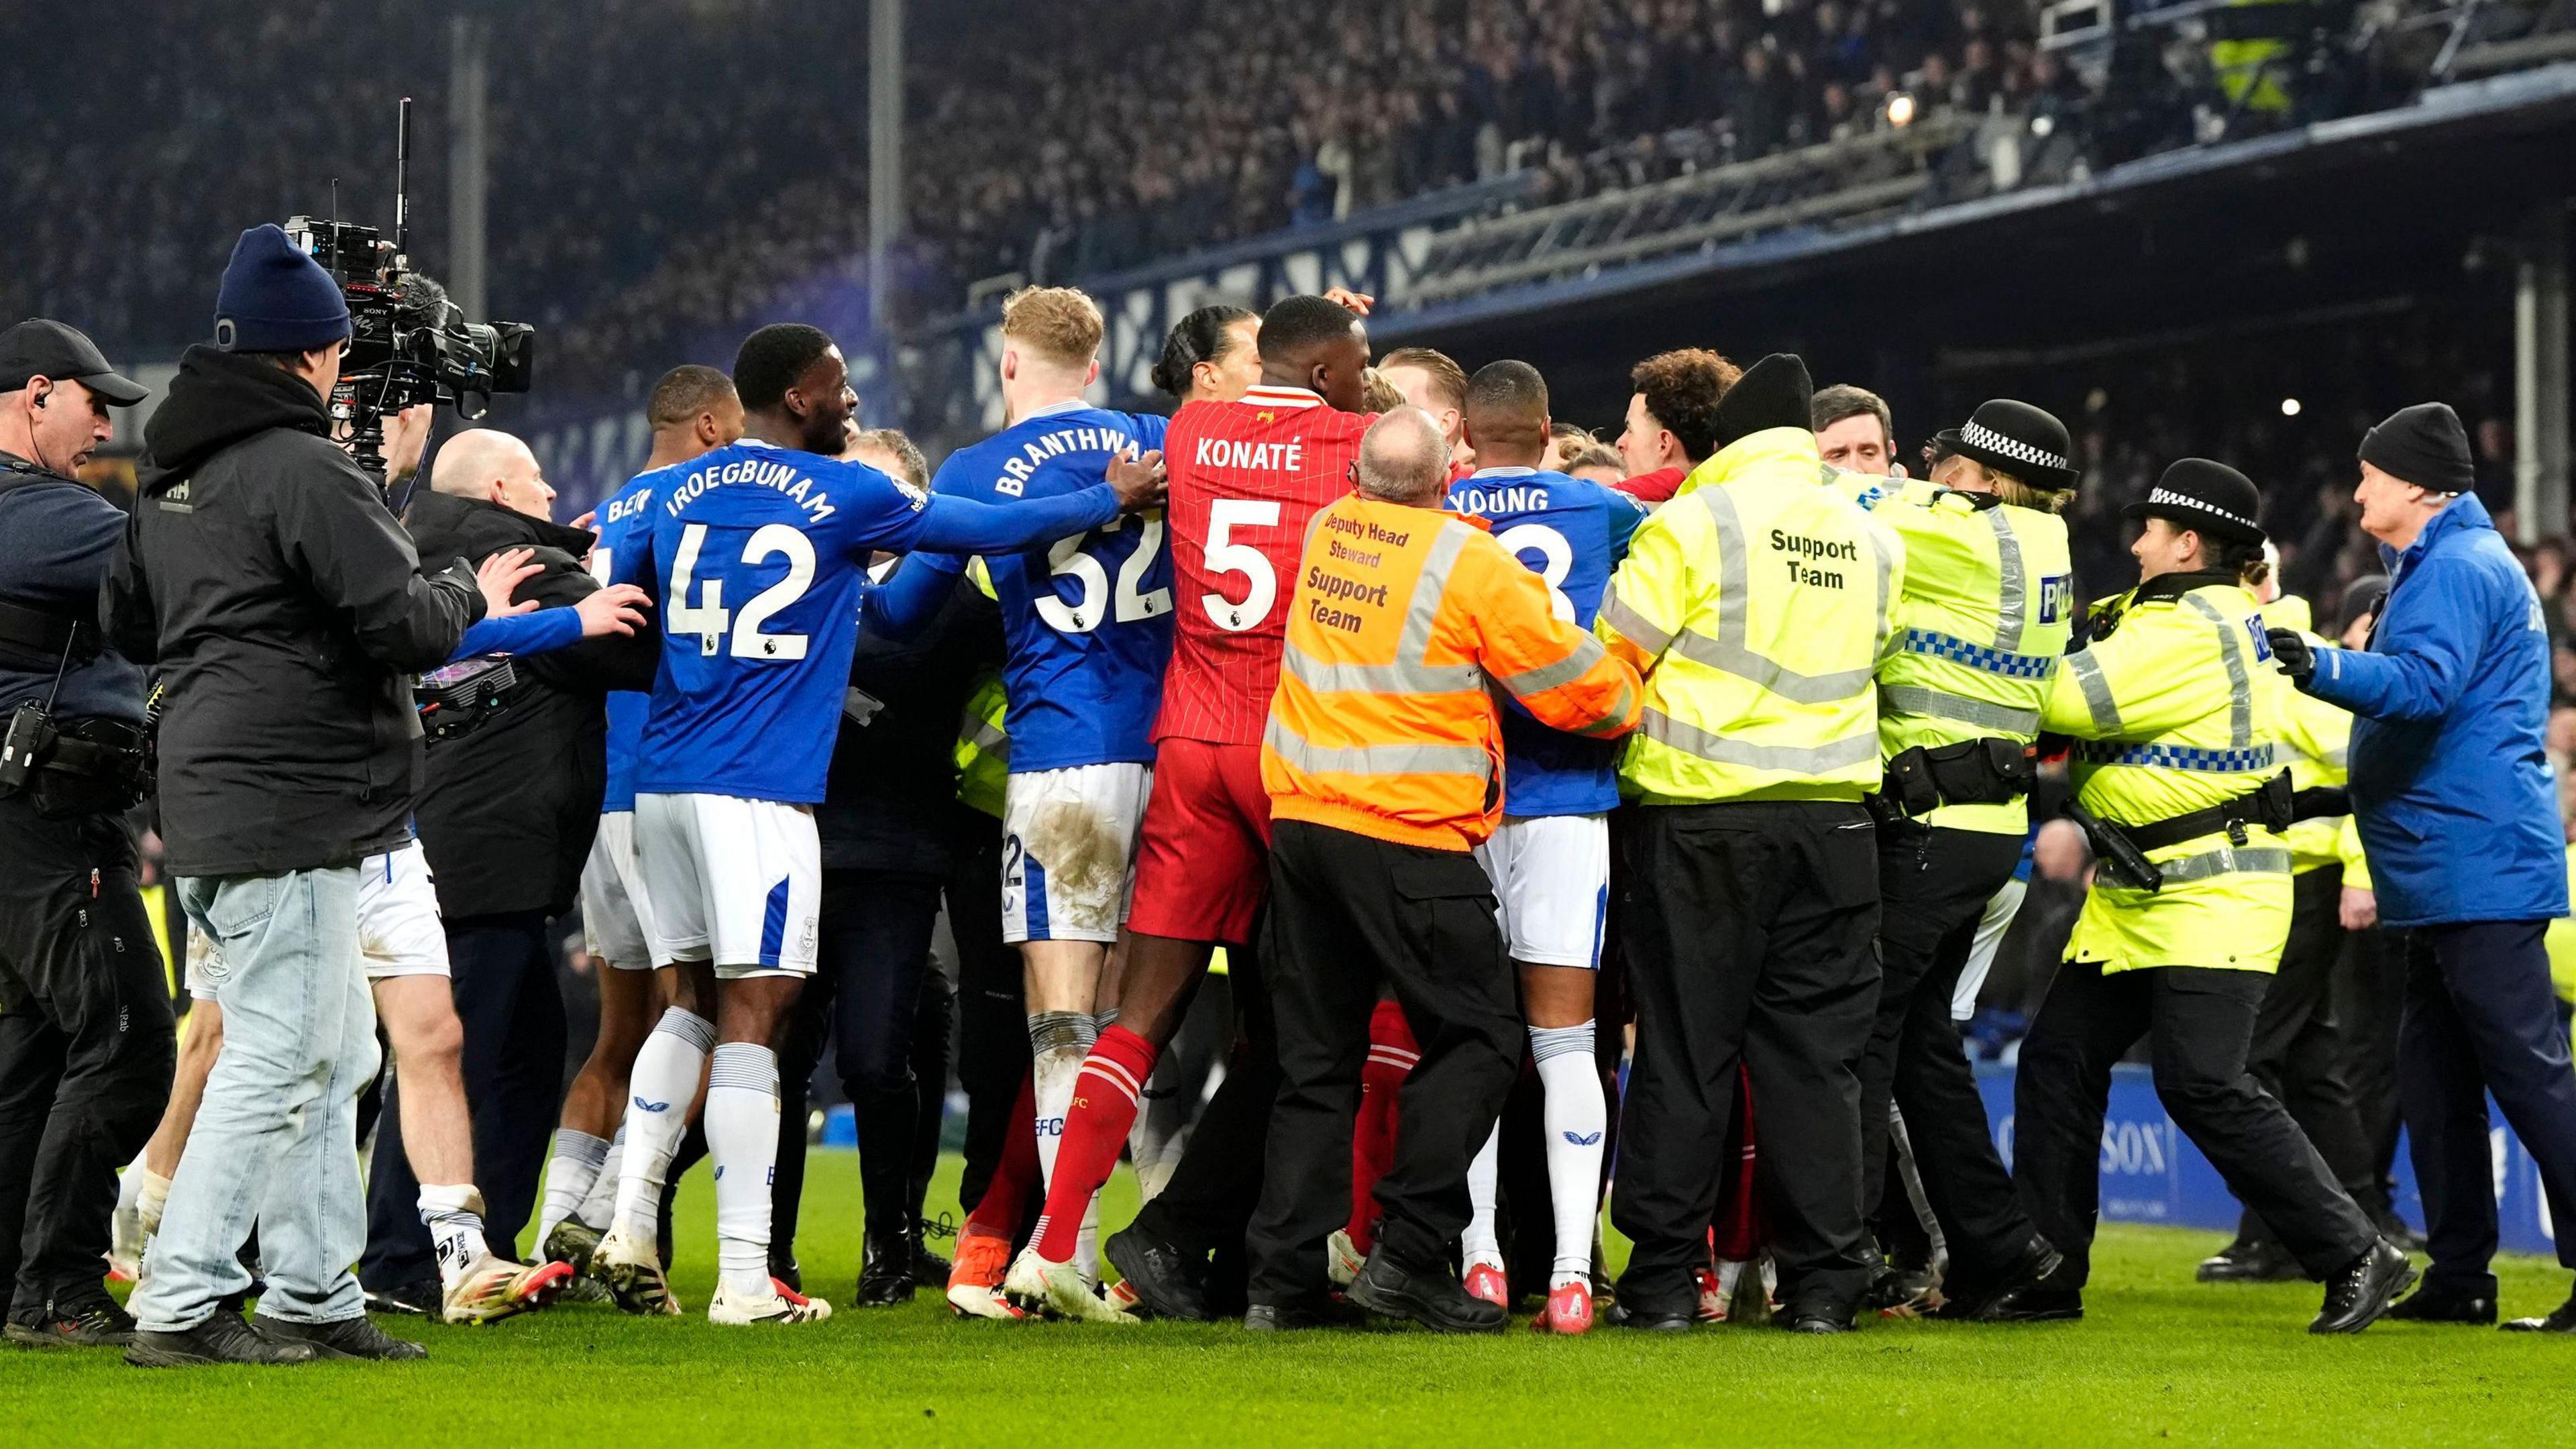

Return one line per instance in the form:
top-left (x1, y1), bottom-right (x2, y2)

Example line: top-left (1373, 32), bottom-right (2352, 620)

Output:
top-left (184, 841), bottom-right (449, 1000)
top-left (633, 791), bottom-right (820, 979)
top-left (1472, 812), bottom-right (1611, 970)
top-left (580, 809), bottom-right (663, 971)
top-left (1001, 762), bottom-right (1152, 945)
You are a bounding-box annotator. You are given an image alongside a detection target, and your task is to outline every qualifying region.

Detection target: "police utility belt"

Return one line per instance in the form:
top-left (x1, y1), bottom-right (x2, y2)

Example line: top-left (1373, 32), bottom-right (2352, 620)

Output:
top-left (0, 708), bottom-right (148, 818)
top-left (2060, 770), bottom-right (2347, 893)
top-left (1872, 737), bottom-right (2035, 820)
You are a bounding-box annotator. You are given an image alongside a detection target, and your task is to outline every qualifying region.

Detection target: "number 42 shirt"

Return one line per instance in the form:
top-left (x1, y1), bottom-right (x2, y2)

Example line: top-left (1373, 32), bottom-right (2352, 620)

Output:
top-left (1159, 384), bottom-right (1374, 746)
top-left (915, 400), bottom-right (1171, 771)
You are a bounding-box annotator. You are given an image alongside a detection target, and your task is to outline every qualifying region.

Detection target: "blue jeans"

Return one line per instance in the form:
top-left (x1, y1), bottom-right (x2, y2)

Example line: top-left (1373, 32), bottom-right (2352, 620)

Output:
top-left (131, 868), bottom-right (377, 1331)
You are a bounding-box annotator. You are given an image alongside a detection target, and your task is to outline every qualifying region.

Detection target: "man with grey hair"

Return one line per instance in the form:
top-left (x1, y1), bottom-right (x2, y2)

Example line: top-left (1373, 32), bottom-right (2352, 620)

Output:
top-left (1248, 405), bottom-right (1642, 1332)
top-left (1352, 406), bottom-right (1452, 504)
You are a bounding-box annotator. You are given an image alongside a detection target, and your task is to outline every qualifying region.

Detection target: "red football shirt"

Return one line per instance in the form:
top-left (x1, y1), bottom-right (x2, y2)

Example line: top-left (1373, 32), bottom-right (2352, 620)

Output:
top-left (1155, 385), bottom-right (1374, 745)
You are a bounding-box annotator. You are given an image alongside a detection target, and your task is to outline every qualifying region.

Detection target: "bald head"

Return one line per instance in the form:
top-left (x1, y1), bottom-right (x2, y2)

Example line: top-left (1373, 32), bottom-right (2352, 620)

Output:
top-left (430, 427), bottom-right (555, 521)
top-left (1354, 407), bottom-right (1452, 507)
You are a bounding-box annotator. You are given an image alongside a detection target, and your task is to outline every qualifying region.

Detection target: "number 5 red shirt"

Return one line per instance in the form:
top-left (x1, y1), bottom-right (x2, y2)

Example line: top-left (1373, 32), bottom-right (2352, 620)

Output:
top-left (1156, 384), bottom-right (1375, 745)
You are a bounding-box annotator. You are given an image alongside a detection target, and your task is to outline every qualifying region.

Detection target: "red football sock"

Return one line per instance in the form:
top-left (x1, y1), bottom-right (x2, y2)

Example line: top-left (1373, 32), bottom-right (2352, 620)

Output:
top-left (967, 1068), bottom-right (1042, 1240)
top-left (1346, 1000), bottom-right (1419, 1254)
top-left (1032, 1026), bottom-right (1161, 1264)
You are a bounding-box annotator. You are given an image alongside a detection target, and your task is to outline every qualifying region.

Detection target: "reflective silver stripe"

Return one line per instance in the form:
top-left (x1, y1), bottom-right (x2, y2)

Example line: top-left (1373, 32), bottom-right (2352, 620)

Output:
top-left (1640, 708), bottom-right (1880, 773)
top-left (1674, 488), bottom-right (1877, 706)
top-left (2183, 594), bottom-right (2255, 749)
top-left (1878, 683), bottom-right (2041, 735)
top-left (1569, 680), bottom-right (1635, 737)
top-left (1988, 506), bottom-right (2028, 653)
top-left (961, 718), bottom-right (1009, 753)
top-left (1262, 716), bottom-right (1491, 778)
top-left (2322, 745), bottom-right (2348, 769)
top-left (1496, 631), bottom-right (1608, 699)
top-left (1599, 588), bottom-right (1673, 656)
top-left (2143, 845), bottom-right (2293, 884)
top-left (1279, 518), bottom-right (1481, 694)
top-left (2067, 649), bottom-right (2121, 735)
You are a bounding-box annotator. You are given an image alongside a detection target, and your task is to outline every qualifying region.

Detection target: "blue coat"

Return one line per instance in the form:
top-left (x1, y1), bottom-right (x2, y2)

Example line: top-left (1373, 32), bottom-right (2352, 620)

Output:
top-left (2304, 493), bottom-right (2569, 928)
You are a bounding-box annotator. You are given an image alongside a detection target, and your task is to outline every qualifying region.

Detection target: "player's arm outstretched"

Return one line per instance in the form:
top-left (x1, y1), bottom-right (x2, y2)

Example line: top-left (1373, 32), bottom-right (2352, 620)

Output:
top-left (863, 449), bottom-right (1167, 641)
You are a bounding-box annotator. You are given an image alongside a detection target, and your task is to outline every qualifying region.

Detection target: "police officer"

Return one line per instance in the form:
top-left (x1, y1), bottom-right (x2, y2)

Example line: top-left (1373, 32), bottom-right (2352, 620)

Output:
top-left (0, 319), bottom-right (170, 1348)
top-left (2017, 459), bottom-right (2409, 1332)
top-left (1597, 354), bottom-right (1905, 1334)
top-left (1844, 400), bottom-right (2077, 1318)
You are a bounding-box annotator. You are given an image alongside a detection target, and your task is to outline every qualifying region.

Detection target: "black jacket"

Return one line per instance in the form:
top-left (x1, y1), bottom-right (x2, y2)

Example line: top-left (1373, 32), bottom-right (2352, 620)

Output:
top-left (817, 575), bottom-right (1003, 875)
top-left (405, 487), bottom-right (657, 919)
top-left (101, 346), bottom-right (484, 879)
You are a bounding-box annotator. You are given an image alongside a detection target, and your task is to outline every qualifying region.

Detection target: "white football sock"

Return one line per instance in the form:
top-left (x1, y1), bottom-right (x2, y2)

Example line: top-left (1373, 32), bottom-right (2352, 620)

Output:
top-left (1026, 1011), bottom-right (1094, 1278)
top-left (1462, 1120), bottom-right (1503, 1273)
top-left (706, 1042), bottom-right (782, 1301)
top-left (537, 1128), bottom-right (610, 1248)
top-left (420, 1183), bottom-right (490, 1290)
top-left (1532, 1021), bottom-right (1606, 1287)
top-left (135, 1165), bottom-right (171, 1240)
top-left (578, 1128), bottom-right (626, 1231)
top-left (612, 1007), bottom-right (714, 1240)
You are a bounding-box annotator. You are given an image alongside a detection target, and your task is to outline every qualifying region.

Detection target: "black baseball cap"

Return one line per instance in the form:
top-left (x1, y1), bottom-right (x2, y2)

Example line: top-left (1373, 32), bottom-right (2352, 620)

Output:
top-left (0, 319), bottom-right (148, 406)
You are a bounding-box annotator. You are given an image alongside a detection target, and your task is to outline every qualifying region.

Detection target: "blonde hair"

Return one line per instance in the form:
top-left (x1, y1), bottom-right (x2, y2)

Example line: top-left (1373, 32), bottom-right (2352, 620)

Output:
top-left (1360, 367), bottom-right (1407, 415)
top-left (1946, 454), bottom-right (2071, 514)
top-left (1000, 286), bottom-right (1105, 369)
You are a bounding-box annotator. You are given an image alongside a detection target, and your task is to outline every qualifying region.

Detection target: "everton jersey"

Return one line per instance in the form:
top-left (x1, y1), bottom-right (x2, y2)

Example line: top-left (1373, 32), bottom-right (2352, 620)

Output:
top-left (916, 402), bottom-right (1172, 771)
top-left (588, 469), bottom-right (661, 814)
top-left (1444, 466), bottom-right (1646, 816)
top-left (618, 439), bottom-right (934, 804)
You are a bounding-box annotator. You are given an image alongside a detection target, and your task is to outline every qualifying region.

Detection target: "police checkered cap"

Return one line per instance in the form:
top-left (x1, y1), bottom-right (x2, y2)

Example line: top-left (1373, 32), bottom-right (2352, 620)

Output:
top-left (1959, 420), bottom-right (2066, 474)
top-left (2125, 458), bottom-right (2265, 544)
top-left (1938, 399), bottom-right (2076, 489)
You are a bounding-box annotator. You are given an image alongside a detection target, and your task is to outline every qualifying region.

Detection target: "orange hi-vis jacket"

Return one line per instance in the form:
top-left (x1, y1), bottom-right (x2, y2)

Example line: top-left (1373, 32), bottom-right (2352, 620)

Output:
top-left (1261, 491), bottom-right (1645, 851)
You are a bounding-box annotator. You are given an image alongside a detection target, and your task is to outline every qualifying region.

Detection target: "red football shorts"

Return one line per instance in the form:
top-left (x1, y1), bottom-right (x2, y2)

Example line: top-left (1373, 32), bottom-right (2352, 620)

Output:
top-left (1127, 739), bottom-right (1272, 945)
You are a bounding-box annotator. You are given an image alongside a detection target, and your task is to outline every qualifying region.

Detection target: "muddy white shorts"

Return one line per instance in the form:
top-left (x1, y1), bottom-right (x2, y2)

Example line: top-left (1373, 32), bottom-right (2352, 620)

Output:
top-left (185, 841), bottom-right (449, 999)
top-left (633, 791), bottom-right (820, 978)
top-left (1472, 812), bottom-right (1610, 969)
top-left (1002, 762), bottom-right (1152, 945)
top-left (580, 810), bottom-right (663, 970)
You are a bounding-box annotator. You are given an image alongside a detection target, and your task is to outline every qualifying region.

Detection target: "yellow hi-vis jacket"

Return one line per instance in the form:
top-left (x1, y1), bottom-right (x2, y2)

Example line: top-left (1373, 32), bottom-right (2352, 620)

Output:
top-left (1262, 492), bottom-right (1642, 852)
top-left (1845, 473), bottom-right (2074, 836)
top-left (1598, 427), bottom-right (1904, 804)
top-left (2254, 594), bottom-right (2356, 875)
top-left (2043, 574), bottom-right (2291, 973)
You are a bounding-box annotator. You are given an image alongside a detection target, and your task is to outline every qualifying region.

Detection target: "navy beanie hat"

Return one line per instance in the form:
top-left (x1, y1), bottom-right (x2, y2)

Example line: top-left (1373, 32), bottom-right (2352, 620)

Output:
top-left (213, 224), bottom-right (352, 354)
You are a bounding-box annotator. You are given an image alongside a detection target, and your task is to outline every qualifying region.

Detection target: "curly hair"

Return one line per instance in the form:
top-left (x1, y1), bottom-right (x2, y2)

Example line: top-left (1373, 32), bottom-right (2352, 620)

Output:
top-left (1629, 348), bottom-right (1741, 464)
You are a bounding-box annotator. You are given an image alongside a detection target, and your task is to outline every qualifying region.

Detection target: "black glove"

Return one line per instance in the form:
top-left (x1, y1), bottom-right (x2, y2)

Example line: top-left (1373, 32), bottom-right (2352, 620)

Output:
top-left (2265, 627), bottom-right (2314, 685)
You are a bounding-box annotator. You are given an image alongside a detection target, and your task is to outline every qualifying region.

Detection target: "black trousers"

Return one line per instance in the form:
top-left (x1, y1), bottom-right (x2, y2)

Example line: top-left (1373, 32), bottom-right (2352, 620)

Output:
top-left (1132, 929), bottom-right (1279, 1269)
top-left (773, 869), bottom-right (945, 1260)
top-left (2341, 924), bottom-right (2408, 1205)
top-left (2015, 960), bottom-right (2375, 1286)
top-left (1247, 820), bottom-right (1519, 1305)
top-left (0, 797), bottom-right (172, 1317)
top-left (362, 911), bottom-right (564, 1287)
top-left (1611, 800), bottom-right (1881, 1318)
top-left (945, 815), bottom-right (1027, 1221)
top-left (2237, 867), bottom-right (2376, 1245)
top-left (2401, 920), bottom-right (2576, 1289)
top-left (1858, 820), bottom-right (2041, 1289)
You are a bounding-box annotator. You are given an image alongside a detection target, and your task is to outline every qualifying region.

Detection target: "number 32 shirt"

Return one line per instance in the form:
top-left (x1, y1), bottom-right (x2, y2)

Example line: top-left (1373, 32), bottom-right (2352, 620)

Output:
top-left (916, 400), bottom-right (1171, 771)
top-left (1444, 465), bottom-right (1646, 817)
top-left (1159, 384), bottom-right (1374, 746)
top-left (621, 439), bottom-right (938, 805)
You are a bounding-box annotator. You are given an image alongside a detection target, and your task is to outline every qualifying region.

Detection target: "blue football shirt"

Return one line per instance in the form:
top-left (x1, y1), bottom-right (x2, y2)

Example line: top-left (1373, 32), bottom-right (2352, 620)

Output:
top-left (916, 402), bottom-right (1172, 771)
top-left (1444, 466), bottom-right (1646, 816)
top-left (619, 439), bottom-right (934, 804)
top-left (588, 468), bottom-right (661, 814)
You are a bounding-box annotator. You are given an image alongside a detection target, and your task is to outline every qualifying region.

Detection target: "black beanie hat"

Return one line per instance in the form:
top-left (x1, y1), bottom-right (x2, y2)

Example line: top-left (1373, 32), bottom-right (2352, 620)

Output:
top-left (1709, 353), bottom-right (1815, 451)
top-left (2358, 402), bottom-right (2475, 496)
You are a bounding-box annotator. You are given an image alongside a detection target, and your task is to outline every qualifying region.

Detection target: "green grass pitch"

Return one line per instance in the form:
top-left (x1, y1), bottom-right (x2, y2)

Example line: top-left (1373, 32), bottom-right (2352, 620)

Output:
top-left (10, 1148), bottom-right (2565, 1446)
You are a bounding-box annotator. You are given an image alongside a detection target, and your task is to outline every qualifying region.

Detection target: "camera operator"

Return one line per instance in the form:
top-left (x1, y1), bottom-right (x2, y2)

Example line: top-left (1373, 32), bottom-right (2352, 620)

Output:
top-left (103, 224), bottom-right (501, 1368)
top-left (0, 319), bottom-right (169, 1350)
top-left (360, 427), bottom-right (657, 1304)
